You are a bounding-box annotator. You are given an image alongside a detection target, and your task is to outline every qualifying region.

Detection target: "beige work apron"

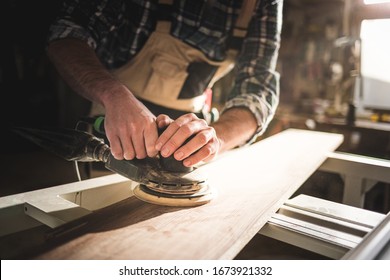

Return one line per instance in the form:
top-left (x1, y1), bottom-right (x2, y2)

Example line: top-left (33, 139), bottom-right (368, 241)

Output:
top-left (90, 0), bottom-right (255, 116)
top-left (112, 25), bottom-right (236, 113)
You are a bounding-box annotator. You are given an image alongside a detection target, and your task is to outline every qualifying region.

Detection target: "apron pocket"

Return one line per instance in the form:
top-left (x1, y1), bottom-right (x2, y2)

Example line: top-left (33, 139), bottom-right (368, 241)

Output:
top-left (143, 52), bottom-right (189, 101)
top-left (178, 61), bottom-right (218, 99)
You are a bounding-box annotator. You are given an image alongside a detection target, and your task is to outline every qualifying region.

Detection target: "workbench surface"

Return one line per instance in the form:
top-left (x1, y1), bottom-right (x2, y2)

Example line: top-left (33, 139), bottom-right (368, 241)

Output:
top-left (0, 129), bottom-right (343, 259)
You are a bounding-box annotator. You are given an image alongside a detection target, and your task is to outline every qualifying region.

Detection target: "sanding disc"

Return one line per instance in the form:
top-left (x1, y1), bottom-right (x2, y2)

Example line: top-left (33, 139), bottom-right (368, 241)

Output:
top-left (132, 184), bottom-right (217, 207)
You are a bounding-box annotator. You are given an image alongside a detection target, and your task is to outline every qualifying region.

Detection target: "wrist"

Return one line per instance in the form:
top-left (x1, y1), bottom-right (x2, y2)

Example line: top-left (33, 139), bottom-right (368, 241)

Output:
top-left (98, 81), bottom-right (137, 110)
top-left (211, 107), bottom-right (257, 152)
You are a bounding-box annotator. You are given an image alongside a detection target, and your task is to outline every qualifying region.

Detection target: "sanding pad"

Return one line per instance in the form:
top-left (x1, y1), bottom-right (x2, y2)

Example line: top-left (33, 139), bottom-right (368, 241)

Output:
top-left (132, 184), bottom-right (217, 207)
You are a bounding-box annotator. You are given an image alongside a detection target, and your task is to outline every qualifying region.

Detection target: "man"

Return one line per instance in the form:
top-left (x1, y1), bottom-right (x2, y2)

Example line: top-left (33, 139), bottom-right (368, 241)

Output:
top-left (46, 0), bottom-right (283, 168)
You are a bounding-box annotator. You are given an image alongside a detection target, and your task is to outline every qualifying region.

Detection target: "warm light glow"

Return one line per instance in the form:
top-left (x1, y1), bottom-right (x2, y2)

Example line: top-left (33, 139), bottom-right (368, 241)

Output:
top-left (360, 19), bottom-right (390, 111)
top-left (360, 19), bottom-right (390, 82)
top-left (364, 0), bottom-right (390, 4)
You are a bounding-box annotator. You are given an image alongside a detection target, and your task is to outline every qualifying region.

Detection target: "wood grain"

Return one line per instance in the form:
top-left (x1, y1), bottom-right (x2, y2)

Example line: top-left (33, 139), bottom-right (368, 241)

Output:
top-left (35, 129), bottom-right (343, 260)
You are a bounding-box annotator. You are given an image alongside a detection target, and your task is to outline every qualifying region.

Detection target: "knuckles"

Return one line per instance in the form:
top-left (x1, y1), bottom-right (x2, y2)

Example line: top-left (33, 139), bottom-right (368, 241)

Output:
top-left (202, 144), bottom-right (214, 157)
top-left (199, 118), bottom-right (208, 127)
top-left (169, 121), bottom-right (182, 131)
top-left (186, 113), bottom-right (198, 120)
top-left (178, 124), bottom-right (193, 137)
top-left (196, 131), bottom-right (209, 145)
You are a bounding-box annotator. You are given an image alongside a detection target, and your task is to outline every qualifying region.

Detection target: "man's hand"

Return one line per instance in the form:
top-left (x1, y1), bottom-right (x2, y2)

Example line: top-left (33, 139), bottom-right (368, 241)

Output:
top-left (103, 87), bottom-right (159, 160)
top-left (155, 113), bottom-right (221, 167)
top-left (47, 38), bottom-right (160, 161)
top-left (154, 107), bottom-right (257, 167)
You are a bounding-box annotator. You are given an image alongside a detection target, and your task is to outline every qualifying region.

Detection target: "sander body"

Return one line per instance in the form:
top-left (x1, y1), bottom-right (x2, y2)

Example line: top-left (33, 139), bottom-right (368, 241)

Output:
top-left (13, 123), bottom-right (215, 207)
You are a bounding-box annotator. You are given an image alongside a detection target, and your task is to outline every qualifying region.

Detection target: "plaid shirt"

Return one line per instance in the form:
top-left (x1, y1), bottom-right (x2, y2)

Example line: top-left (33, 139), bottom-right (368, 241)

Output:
top-left (48, 0), bottom-right (283, 143)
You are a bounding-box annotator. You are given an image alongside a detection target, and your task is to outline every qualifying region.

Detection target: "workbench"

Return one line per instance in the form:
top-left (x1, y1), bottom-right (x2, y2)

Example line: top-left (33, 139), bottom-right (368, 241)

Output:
top-left (1, 128), bottom-right (386, 260)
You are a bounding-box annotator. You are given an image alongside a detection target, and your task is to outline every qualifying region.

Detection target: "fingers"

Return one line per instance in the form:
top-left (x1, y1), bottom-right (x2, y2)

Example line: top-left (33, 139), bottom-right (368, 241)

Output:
top-left (106, 111), bottom-right (220, 165)
top-left (156, 113), bottom-right (220, 166)
top-left (131, 128), bottom-right (147, 159)
top-left (106, 125), bottom-right (137, 160)
top-left (156, 114), bottom-right (173, 129)
top-left (126, 120), bottom-right (159, 159)
top-left (176, 127), bottom-right (220, 166)
top-left (107, 134), bottom-right (125, 160)
top-left (156, 113), bottom-right (202, 157)
top-left (155, 114), bottom-right (174, 151)
top-left (105, 116), bottom-right (158, 160)
top-left (143, 121), bottom-right (159, 158)
top-left (102, 89), bottom-right (161, 160)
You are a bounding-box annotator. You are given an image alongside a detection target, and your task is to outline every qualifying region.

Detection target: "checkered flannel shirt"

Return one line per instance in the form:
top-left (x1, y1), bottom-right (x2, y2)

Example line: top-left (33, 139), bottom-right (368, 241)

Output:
top-left (48, 0), bottom-right (283, 143)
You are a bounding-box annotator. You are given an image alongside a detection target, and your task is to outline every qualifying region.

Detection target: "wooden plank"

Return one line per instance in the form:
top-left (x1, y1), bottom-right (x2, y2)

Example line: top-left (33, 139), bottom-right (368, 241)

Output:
top-left (31, 128), bottom-right (343, 259)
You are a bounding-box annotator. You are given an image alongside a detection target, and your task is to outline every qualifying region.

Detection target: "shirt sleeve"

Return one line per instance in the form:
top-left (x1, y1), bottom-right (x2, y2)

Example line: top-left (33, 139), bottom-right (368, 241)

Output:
top-left (221, 0), bottom-right (283, 144)
top-left (46, 0), bottom-right (99, 49)
top-left (46, 0), bottom-right (154, 69)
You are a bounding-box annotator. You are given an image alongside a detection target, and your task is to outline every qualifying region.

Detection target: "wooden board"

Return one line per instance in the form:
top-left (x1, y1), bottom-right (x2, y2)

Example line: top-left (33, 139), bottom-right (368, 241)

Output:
top-left (32, 129), bottom-right (343, 259)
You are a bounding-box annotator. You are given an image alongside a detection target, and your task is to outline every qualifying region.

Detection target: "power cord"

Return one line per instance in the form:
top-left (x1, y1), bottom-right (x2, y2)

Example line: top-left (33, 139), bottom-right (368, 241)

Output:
top-left (73, 119), bottom-right (94, 181)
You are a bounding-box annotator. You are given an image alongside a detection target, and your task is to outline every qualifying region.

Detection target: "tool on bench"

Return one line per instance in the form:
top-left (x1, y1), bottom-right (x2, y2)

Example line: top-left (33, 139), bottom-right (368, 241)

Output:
top-left (13, 118), bottom-right (215, 207)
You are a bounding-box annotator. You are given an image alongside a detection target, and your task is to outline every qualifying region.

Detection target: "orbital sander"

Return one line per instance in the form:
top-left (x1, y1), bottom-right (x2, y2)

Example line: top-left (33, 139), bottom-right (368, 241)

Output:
top-left (13, 119), bottom-right (215, 207)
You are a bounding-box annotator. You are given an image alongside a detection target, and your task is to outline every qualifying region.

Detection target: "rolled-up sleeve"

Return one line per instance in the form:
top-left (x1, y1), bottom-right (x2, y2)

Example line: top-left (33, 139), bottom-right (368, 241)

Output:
top-left (47, 18), bottom-right (97, 49)
top-left (221, 0), bottom-right (283, 144)
top-left (46, 0), bottom-right (99, 49)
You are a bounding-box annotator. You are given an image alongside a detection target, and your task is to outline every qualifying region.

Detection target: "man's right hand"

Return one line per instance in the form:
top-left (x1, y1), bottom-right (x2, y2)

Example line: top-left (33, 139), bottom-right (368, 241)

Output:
top-left (102, 86), bottom-right (159, 160)
top-left (47, 38), bottom-right (160, 161)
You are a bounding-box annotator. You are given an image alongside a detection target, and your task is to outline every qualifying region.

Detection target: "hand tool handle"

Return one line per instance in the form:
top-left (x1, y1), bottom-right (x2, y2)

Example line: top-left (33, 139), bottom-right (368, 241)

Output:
top-left (92, 116), bottom-right (193, 173)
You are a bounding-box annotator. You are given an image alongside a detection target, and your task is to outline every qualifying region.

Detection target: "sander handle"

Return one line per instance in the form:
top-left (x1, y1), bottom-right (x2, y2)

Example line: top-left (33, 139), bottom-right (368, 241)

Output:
top-left (90, 116), bottom-right (193, 173)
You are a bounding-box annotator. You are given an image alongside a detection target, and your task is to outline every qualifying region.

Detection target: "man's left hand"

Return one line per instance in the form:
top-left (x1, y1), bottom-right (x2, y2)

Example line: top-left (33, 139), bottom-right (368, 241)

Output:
top-left (155, 113), bottom-right (221, 167)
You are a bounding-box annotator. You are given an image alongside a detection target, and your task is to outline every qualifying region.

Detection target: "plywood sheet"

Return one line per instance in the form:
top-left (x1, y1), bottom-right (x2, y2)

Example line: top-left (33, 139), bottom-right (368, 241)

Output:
top-left (35, 129), bottom-right (343, 260)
